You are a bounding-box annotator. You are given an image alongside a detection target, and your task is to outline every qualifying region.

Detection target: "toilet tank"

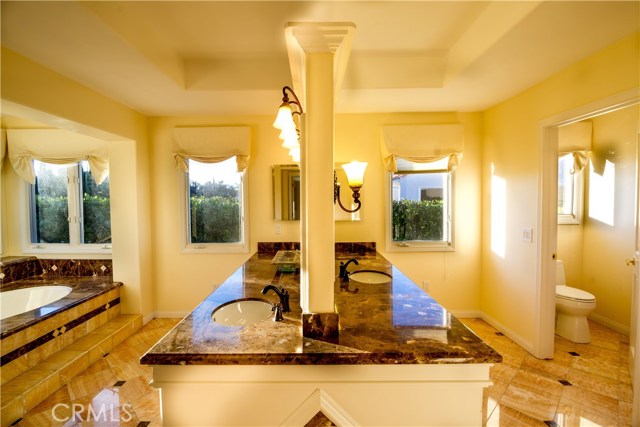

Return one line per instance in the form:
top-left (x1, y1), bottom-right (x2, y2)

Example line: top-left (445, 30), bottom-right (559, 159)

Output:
top-left (556, 260), bottom-right (566, 286)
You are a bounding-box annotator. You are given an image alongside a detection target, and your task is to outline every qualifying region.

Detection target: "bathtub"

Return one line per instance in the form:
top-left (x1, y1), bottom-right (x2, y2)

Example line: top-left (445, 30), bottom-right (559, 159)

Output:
top-left (1, 278), bottom-right (122, 385)
top-left (0, 285), bottom-right (72, 320)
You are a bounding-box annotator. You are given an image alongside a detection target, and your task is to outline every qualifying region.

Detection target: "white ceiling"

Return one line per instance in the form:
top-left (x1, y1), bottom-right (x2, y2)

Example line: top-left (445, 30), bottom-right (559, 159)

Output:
top-left (1, 1), bottom-right (638, 117)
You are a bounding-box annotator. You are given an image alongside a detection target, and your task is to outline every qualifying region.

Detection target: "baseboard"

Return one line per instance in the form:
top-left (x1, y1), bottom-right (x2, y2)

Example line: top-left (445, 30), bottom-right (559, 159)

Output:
top-left (479, 311), bottom-right (535, 355)
top-left (588, 312), bottom-right (630, 336)
top-left (150, 311), bottom-right (189, 319)
top-left (450, 310), bottom-right (483, 318)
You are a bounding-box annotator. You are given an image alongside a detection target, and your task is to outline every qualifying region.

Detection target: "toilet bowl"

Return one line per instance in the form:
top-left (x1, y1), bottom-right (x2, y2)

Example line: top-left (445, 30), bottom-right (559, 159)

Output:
top-left (555, 260), bottom-right (596, 343)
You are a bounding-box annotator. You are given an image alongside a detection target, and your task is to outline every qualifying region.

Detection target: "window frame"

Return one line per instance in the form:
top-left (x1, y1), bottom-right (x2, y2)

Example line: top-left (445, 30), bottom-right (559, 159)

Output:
top-left (385, 163), bottom-right (455, 253)
top-left (21, 161), bottom-right (112, 256)
top-left (179, 158), bottom-right (249, 254)
top-left (557, 154), bottom-right (585, 225)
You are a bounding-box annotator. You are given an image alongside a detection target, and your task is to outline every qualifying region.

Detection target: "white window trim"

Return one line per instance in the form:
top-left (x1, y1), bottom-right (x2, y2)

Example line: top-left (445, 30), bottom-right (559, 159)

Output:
top-left (179, 167), bottom-right (249, 254)
top-left (20, 168), bottom-right (113, 257)
top-left (385, 171), bottom-right (455, 253)
top-left (558, 165), bottom-right (584, 225)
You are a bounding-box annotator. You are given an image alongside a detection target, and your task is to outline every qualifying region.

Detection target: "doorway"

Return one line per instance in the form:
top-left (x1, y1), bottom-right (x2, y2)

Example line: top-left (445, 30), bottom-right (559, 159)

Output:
top-left (537, 88), bottom-right (640, 422)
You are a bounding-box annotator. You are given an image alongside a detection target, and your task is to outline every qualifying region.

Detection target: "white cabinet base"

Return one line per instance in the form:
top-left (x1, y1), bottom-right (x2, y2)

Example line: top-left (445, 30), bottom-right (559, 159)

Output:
top-left (151, 364), bottom-right (493, 426)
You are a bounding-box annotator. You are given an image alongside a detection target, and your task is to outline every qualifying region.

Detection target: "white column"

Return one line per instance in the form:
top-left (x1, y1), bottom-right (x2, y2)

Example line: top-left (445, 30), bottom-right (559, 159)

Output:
top-left (285, 23), bottom-right (355, 315)
top-left (303, 51), bottom-right (335, 313)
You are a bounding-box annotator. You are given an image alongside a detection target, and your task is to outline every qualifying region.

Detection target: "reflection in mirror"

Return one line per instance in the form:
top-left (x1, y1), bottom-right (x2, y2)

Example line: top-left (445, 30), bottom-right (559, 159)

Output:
top-left (273, 165), bottom-right (300, 221)
top-left (272, 164), bottom-right (363, 222)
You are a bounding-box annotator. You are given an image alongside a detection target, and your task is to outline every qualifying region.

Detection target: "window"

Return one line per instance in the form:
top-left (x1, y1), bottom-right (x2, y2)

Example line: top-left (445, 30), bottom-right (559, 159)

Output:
top-left (387, 157), bottom-right (454, 251)
top-left (558, 153), bottom-right (584, 224)
top-left (183, 157), bottom-right (248, 252)
top-left (28, 160), bottom-right (111, 251)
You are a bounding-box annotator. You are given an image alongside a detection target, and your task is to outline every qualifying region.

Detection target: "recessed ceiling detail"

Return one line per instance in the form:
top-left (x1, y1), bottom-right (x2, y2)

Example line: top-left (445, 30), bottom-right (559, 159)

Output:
top-left (1, 1), bottom-right (638, 116)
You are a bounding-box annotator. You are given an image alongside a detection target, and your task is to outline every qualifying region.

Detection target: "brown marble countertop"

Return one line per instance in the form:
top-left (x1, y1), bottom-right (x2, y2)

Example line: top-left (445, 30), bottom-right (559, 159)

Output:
top-left (141, 251), bottom-right (501, 366)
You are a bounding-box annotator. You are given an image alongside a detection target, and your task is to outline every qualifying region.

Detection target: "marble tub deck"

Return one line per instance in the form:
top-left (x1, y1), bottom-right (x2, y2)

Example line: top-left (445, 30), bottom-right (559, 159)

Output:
top-left (1, 277), bottom-right (122, 339)
top-left (141, 251), bottom-right (501, 366)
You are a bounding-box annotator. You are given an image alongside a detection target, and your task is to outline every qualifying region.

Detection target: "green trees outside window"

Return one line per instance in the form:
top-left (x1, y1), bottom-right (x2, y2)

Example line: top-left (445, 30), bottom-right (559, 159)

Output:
top-left (392, 199), bottom-right (444, 241)
top-left (31, 160), bottom-right (111, 246)
top-left (187, 158), bottom-right (243, 245)
top-left (189, 180), bottom-right (240, 243)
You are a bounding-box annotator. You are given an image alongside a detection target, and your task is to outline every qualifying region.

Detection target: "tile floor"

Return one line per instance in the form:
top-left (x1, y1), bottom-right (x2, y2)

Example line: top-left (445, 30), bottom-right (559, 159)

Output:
top-left (461, 318), bottom-right (634, 427)
top-left (13, 318), bottom-right (634, 426)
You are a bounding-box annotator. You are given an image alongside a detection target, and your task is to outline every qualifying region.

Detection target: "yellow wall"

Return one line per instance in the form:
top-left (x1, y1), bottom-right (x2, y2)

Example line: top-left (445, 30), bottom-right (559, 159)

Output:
top-left (482, 32), bottom-right (639, 345)
top-left (149, 112), bottom-right (483, 314)
top-left (558, 105), bottom-right (638, 332)
top-left (1, 48), bottom-right (154, 319)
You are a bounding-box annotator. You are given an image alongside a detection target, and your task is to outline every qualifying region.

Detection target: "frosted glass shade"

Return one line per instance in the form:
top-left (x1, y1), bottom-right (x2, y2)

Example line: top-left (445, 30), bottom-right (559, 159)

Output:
top-left (279, 127), bottom-right (299, 149)
top-left (342, 161), bottom-right (367, 188)
top-left (273, 104), bottom-right (296, 130)
top-left (289, 147), bottom-right (300, 162)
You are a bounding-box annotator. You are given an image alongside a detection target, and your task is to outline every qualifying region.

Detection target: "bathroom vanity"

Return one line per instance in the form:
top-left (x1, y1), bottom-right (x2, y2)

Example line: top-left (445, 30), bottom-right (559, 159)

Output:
top-left (141, 244), bottom-right (501, 426)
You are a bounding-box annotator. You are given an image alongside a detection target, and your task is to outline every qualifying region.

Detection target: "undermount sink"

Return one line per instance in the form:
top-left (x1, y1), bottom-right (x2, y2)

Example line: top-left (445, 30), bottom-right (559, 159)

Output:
top-left (349, 270), bottom-right (392, 284)
top-left (211, 298), bottom-right (274, 326)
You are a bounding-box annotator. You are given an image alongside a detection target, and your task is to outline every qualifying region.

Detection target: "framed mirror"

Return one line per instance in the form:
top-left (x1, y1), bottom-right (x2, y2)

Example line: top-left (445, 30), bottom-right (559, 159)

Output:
top-left (272, 164), bottom-right (362, 221)
top-left (273, 164), bottom-right (300, 221)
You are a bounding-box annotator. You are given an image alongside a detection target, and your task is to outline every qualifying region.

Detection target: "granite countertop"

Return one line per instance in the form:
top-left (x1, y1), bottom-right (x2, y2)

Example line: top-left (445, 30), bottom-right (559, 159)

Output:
top-left (141, 251), bottom-right (501, 366)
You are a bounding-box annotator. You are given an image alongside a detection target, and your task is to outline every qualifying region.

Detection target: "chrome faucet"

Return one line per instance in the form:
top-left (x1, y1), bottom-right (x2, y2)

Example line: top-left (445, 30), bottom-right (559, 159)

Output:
top-left (339, 258), bottom-right (359, 282)
top-left (261, 285), bottom-right (291, 313)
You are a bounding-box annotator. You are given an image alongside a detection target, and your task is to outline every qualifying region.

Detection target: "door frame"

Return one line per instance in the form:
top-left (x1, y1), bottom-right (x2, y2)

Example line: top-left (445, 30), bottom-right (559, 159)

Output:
top-left (536, 88), bottom-right (640, 360)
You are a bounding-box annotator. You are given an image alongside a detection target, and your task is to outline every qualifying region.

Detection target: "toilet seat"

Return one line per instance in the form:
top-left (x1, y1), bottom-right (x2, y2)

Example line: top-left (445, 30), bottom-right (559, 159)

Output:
top-left (556, 285), bottom-right (595, 302)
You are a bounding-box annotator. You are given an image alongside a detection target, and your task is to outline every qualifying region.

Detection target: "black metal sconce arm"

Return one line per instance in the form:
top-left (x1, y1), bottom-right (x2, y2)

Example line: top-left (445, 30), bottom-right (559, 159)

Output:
top-left (334, 172), bottom-right (362, 213)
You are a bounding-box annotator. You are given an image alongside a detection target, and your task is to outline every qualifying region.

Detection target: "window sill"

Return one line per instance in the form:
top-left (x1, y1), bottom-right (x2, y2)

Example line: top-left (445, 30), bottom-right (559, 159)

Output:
top-left (22, 244), bottom-right (113, 258)
top-left (385, 242), bottom-right (455, 253)
top-left (181, 243), bottom-right (249, 254)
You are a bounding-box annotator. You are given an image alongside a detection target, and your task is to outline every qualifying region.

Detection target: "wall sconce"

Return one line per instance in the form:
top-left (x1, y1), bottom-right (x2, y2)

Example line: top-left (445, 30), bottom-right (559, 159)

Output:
top-left (334, 161), bottom-right (367, 213)
top-left (273, 86), bottom-right (303, 163)
top-left (273, 86), bottom-right (366, 212)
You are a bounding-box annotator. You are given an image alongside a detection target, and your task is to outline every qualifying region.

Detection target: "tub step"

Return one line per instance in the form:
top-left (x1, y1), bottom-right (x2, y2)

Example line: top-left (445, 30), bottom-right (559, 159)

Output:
top-left (0, 314), bottom-right (142, 427)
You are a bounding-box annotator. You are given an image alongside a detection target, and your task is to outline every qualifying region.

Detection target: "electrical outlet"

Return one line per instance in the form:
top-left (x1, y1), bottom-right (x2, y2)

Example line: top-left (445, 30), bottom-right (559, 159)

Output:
top-left (521, 227), bottom-right (533, 243)
top-left (423, 280), bottom-right (430, 291)
top-left (274, 222), bottom-right (281, 235)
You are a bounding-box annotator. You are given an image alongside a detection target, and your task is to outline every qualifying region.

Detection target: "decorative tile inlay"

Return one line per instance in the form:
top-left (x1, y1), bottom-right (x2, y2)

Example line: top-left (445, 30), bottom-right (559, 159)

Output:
top-left (495, 332), bottom-right (504, 336)
top-left (544, 421), bottom-right (559, 427)
top-left (136, 422), bottom-right (151, 427)
top-left (113, 380), bottom-right (126, 387)
top-left (558, 379), bottom-right (572, 386)
top-left (0, 297), bottom-right (121, 367)
top-left (568, 351), bottom-right (580, 356)
top-left (0, 257), bottom-right (113, 288)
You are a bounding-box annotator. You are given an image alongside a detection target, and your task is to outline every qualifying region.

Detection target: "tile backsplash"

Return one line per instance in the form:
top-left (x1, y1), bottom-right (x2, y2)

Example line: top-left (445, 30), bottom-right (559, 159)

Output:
top-left (0, 257), bottom-right (113, 289)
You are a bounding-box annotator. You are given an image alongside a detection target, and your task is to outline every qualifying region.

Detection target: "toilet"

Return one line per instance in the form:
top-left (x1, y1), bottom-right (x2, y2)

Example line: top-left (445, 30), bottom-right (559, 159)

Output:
top-left (555, 260), bottom-right (596, 343)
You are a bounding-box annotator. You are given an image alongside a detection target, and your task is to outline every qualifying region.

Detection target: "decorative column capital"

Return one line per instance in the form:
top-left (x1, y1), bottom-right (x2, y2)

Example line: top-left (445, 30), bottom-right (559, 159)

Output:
top-left (284, 22), bottom-right (356, 107)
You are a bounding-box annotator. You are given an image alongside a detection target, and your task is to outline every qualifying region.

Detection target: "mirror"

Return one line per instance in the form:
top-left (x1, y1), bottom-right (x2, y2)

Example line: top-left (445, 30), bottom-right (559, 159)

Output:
top-left (273, 164), bottom-right (301, 221)
top-left (272, 164), bottom-right (363, 222)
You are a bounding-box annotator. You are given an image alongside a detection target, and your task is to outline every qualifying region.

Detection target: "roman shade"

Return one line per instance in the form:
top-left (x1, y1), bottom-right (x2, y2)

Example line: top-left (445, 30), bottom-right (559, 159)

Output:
top-left (381, 124), bottom-right (464, 172)
top-left (558, 121), bottom-right (592, 172)
top-left (172, 126), bottom-right (251, 172)
top-left (7, 129), bottom-right (109, 184)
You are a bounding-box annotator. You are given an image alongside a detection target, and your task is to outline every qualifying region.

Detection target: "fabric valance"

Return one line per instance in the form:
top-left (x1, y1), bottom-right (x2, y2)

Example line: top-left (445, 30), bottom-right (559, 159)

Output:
top-left (7, 129), bottom-right (109, 184)
top-left (558, 121), bottom-right (592, 172)
top-left (172, 126), bottom-right (251, 172)
top-left (381, 124), bottom-right (464, 172)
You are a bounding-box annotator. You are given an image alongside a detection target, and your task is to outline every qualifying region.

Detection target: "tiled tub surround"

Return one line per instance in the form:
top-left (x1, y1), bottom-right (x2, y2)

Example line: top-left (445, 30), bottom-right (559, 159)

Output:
top-left (1, 277), bottom-right (122, 384)
top-left (143, 249), bottom-right (501, 426)
top-left (0, 258), bottom-right (141, 427)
